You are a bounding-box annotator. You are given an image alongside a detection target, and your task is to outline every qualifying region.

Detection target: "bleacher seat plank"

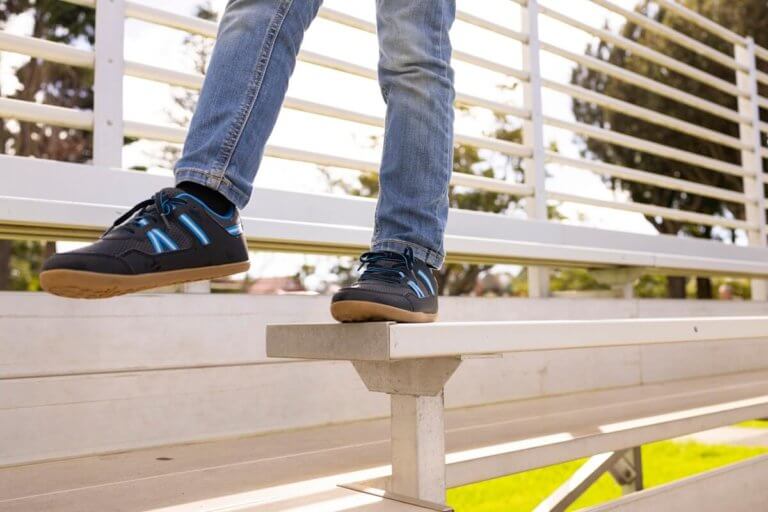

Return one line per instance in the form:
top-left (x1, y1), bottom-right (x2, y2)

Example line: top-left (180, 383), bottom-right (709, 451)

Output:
top-left (266, 317), bottom-right (768, 361)
top-left (3, 369), bottom-right (768, 511)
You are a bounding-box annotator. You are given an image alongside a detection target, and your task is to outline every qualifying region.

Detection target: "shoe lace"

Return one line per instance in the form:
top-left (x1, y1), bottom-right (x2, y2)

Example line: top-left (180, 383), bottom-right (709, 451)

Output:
top-left (103, 190), bottom-right (187, 236)
top-left (357, 247), bottom-right (415, 285)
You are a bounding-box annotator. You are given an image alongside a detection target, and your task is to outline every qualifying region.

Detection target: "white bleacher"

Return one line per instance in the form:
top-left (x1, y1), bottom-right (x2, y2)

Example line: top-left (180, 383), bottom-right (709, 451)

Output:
top-left (3, 0), bottom-right (768, 510)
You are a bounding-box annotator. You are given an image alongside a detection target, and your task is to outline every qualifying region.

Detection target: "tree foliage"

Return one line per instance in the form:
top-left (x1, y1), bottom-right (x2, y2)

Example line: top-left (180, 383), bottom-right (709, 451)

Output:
top-left (0, 1), bottom-right (94, 290)
top-left (570, 0), bottom-right (768, 297)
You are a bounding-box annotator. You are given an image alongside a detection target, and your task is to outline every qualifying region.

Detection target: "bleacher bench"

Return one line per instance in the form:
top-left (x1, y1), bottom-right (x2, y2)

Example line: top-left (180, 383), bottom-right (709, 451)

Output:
top-left (267, 317), bottom-right (768, 508)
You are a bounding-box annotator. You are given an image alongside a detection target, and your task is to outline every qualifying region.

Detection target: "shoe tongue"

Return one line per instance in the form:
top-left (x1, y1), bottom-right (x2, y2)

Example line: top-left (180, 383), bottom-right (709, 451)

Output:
top-left (160, 186), bottom-right (185, 199)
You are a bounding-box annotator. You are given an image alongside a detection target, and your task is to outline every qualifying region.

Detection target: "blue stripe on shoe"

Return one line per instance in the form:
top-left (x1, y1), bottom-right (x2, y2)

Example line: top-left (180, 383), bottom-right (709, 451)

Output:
top-left (417, 269), bottom-right (436, 296)
top-left (226, 224), bottom-right (243, 236)
top-left (146, 230), bottom-right (163, 254)
top-left (407, 280), bottom-right (425, 298)
top-left (179, 213), bottom-right (210, 245)
top-left (151, 228), bottom-right (179, 251)
top-left (137, 218), bottom-right (149, 227)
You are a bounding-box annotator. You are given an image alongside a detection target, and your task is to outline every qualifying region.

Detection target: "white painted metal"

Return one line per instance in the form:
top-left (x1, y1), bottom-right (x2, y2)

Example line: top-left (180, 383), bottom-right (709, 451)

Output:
top-left (547, 153), bottom-right (750, 204)
top-left (756, 43), bottom-right (768, 62)
top-left (267, 317), bottom-right (768, 361)
top-left (736, 38), bottom-right (768, 301)
top-left (652, 0), bottom-right (747, 47)
top-left (390, 394), bottom-right (447, 504)
top-left (540, 41), bottom-right (749, 124)
top-left (445, 393), bottom-right (768, 488)
top-left (539, 5), bottom-right (746, 98)
top-left (521, 0), bottom-right (550, 298)
top-left (583, 454), bottom-right (768, 512)
top-left (6, 158), bottom-right (768, 275)
top-left (0, 31), bottom-right (93, 68)
top-left (3, 375), bottom-right (768, 510)
top-left (5, 3), bottom-right (768, 509)
top-left (545, 117), bottom-right (747, 177)
top-left (548, 190), bottom-right (753, 230)
top-left (4, 0), bottom-right (764, 237)
top-left (588, 0), bottom-right (743, 71)
top-left (0, 97), bottom-right (92, 130)
top-left (533, 451), bottom-right (628, 512)
top-left (455, 10), bottom-right (528, 43)
top-left (92, 0), bottom-right (125, 167)
top-left (543, 79), bottom-right (749, 151)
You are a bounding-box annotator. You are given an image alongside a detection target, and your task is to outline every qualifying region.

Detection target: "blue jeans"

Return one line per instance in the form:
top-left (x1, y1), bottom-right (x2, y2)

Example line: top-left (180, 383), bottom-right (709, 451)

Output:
top-left (175, 0), bottom-right (455, 269)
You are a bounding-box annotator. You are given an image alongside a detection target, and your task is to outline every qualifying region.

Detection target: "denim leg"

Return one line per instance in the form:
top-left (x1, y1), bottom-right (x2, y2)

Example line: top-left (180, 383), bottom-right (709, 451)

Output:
top-left (174, 0), bottom-right (322, 209)
top-left (371, 0), bottom-right (456, 269)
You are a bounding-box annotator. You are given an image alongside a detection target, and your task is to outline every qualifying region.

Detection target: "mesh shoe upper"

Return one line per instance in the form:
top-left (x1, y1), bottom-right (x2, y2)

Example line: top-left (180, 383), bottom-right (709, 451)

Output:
top-left (43, 187), bottom-right (249, 275)
top-left (332, 247), bottom-right (438, 314)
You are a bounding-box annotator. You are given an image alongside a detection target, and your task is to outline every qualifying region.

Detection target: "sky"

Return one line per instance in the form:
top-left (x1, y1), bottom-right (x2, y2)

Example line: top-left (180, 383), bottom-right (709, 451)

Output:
top-left (3, 0), bottom-right (696, 282)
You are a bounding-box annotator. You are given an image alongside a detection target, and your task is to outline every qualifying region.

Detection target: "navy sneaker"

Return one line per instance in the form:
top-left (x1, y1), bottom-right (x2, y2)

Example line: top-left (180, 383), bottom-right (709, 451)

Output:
top-left (331, 247), bottom-right (438, 323)
top-left (40, 187), bottom-right (249, 298)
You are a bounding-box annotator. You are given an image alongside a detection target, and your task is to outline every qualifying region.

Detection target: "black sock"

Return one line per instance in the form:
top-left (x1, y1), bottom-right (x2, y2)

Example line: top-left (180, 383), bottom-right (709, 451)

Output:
top-left (177, 181), bottom-right (234, 216)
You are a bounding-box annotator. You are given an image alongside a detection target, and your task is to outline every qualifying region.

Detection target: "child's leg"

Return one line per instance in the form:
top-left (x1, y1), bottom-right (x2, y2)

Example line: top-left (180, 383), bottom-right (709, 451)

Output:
top-left (330, 1), bottom-right (455, 323)
top-left (175, 0), bottom-right (324, 210)
top-left (40, 0), bottom-right (324, 299)
top-left (371, 0), bottom-right (456, 271)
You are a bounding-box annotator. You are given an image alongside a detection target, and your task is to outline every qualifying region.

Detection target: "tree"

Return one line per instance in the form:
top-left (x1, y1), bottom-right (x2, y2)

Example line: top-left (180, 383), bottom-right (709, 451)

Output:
top-left (0, 1), bottom-right (95, 290)
top-left (570, 0), bottom-right (768, 298)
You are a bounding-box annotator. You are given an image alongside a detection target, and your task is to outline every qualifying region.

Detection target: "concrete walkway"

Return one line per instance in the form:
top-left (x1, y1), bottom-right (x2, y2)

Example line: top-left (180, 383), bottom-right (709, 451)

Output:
top-left (676, 426), bottom-right (768, 447)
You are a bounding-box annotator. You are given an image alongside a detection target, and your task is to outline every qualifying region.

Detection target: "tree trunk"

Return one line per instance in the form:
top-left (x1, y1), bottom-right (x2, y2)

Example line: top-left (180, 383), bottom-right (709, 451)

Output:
top-left (667, 276), bottom-right (687, 298)
top-left (0, 240), bottom-right (11, 290)
top-left (696, 277), bottom-right (713, 299)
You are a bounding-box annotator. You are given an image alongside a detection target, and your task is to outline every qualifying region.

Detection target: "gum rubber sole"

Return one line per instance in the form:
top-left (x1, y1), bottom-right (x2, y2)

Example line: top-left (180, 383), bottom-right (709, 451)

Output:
top-left (40, 261), bottom-right (250, 299)
top-left (331, 300), bottom-right (437, 323)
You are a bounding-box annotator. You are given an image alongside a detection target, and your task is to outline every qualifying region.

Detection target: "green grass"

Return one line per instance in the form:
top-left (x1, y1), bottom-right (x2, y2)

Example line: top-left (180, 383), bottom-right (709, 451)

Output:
top-left (446, 440), bottom-right (768, 511)
top-left (737, 419), bottom-right (768, 429)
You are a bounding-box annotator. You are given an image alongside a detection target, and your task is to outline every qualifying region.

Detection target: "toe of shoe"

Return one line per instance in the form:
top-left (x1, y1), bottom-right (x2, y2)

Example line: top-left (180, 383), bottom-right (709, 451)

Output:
top-left (42, 252), bottom-right (132, 274)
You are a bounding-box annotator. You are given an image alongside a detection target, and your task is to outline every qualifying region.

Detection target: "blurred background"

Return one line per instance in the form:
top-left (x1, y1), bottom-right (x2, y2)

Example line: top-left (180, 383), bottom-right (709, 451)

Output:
top-left (1, 0), bottom-right (766, 300)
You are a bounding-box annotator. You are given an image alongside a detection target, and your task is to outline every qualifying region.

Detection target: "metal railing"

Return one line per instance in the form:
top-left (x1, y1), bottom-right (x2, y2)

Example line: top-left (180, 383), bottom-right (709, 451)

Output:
top-left (1, 0), bottom-right (767, 292)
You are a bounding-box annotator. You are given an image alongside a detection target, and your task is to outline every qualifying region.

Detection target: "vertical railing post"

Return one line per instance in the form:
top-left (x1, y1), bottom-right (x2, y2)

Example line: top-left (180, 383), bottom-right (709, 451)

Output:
top-left (93, 0), bottom-right (125, 167)
top-left (736, 37), bottom-right (767, 301)
top-left (521, 0), bottom-right (550, 298)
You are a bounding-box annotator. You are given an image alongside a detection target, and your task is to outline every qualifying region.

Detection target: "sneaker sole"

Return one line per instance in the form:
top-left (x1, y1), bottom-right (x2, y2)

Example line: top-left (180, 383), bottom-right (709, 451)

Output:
top-left (331, 300), bottom-right (437, 323)
top-left (40, 261), bottom-right (250, 299)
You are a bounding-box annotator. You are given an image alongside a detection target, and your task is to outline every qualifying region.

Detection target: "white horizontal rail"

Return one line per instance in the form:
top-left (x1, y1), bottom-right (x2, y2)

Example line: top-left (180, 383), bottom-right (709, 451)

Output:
top-left (316, 7), bottom-right (530, 82)
top-left (756, 69), bottom-right (768, 87)
top-left (0, 31), bottom-right (93, 68)
top-left (124, 58), bottom-right (531, 120)
top-left (544, 117), bottom-right (748, 177)
top-left (547, 153), bottom-right (750, 204)
top-left (4, 0), bottom-right (767, 258)
top-left (455, 10), bottom-right (529, 43)
top-left (61, 0), bottom-right (530, 82)
top-left (119, 119), bottom-right (534, 197)
top-left (548, 190), bottom-right (752, 230)
top-left (0, 97), bottom-right (92, 130)
top-left (589, 0), bottom-right (744, 72)
top-left (446, 394), bottom-right (768, 488)
top-left (0, 85), bottom-right (754, 231)
top-left (652, 0), bottom-right (747, 47)
top-left (756, 44), bottom-right (768, 62)
top-left (543, 79), bottom-right (749, 151)
top-left (540, 41), bottom-right (749, 125)
top-left (539, 5), bottom-right (745, 98)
